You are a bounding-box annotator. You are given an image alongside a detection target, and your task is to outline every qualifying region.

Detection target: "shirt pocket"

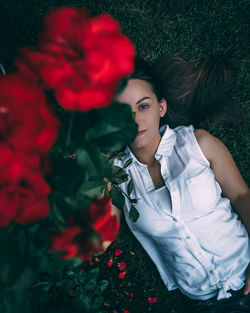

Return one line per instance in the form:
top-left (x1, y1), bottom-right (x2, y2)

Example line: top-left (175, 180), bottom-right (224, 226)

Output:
top-left (185, 167), bottom-right (222, 215)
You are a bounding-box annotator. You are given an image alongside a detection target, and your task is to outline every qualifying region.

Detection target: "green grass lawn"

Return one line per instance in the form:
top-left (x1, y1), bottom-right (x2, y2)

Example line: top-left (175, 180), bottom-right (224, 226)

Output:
top-left (0, 1), bottom-right (249, 312)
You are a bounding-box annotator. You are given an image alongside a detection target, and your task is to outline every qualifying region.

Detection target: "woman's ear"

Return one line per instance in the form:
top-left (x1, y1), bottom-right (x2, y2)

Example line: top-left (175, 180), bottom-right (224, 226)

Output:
top-left (159, 98), bottom-right (167, 117)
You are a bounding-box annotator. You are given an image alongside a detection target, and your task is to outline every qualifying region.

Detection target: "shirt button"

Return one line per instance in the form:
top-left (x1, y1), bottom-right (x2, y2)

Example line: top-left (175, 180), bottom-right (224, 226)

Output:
top-left (186, 236), bottom-right (191, 239)
top-left (172, 217), bottom-right (178, 222)
top-left (209, 270), bottom-right (213, 275)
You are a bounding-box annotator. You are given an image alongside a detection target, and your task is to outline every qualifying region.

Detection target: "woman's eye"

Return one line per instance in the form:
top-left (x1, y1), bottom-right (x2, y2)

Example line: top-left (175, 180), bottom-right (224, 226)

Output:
top-left (138, 104), bottom-right (149, 111)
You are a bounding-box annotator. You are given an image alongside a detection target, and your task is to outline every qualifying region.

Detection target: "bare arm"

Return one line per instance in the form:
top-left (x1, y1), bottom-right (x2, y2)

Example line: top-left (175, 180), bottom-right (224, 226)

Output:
top-left (194, 129), bottom-right (250, 235)
top-left (194, 129), bottom-right (250, 295)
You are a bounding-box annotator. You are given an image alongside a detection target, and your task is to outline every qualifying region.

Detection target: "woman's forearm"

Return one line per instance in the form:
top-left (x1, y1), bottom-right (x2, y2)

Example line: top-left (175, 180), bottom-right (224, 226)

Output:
top-left (232, 189), bottom-right (250, 236)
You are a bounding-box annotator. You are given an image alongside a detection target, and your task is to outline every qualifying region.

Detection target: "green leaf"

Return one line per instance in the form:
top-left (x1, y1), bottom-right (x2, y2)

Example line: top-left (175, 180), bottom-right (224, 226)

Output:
top-left (0, 267), bottom-right (34, 313)
top-left (129, 204), bottom-right (139, 222)
top-left (111, 177), bottom-right (127, 185)
top-left (92, 296), bottom-right (104, 310)
top-left (84, 280), bottom-right (96, 292)
top-left (130, 198), bottom-right (137, 204)
top-left (79, 294), bottom-right (91, 310)
top-left (88, 267), bottom-right (100, 280)
top-left (0, 234), bottom-right (26, 286)
top-left (71, 257), bottom-right (84, 267)
top-left (79, 274), bottom-right (87, 284)
top-left (78, 181), bottom-right (106, 198)
top-left (116, 151), bottom-right (126, 158)
top-left (109, 187), bottom-right (125, 210)
top-left (39, 254), bottom-right (68, 280)
top-left (123, 158), bottom-right (132, 169)
top-left (86, 102), bottom-right (138, 153)
top-left (76, 142), bottom-right (105, 178)
top-left (50, 196), bottom-right (65, 224)
top-left (113, 77), bottom-right (128, 99)
top-left (111, 165), bottom-right (123, 176)
top-left (32, 282), bottom-right (51, 289)
top-left (86, 122), bottom-right (120, 140)
top-left (99, 280), bottom-right (109, 292)
top-left (127, 180), bottom-right (134, 196)
top-left (109, 165), bottom-right (128, 184)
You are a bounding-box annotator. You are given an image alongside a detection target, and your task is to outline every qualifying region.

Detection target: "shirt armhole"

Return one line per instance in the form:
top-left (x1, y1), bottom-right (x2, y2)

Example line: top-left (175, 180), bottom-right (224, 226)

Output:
top-left (186, 125), bottom-right (211, 167)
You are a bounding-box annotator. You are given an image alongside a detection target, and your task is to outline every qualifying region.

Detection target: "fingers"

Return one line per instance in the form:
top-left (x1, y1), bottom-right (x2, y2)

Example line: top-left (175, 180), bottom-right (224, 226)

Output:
top-left (243, 263), bottom-right (250, 295)
top-left (243, 280), bottom-right (250, 295)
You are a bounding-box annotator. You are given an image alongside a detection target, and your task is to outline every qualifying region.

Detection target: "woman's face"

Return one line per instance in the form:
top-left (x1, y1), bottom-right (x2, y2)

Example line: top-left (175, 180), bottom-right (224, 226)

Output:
top-left (117, 79), bottom-right (167, 151)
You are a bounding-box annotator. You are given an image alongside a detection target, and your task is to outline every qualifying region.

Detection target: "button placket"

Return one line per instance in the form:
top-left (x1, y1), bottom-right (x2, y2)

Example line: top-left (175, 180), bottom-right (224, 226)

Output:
top-left (170, 187), bottom-right (181, 219)
top-left (180, 221), bottom-right (219, 286)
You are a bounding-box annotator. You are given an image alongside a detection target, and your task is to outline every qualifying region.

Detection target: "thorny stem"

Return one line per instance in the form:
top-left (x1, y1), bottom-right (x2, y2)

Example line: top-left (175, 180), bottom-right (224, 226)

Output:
top-left (112, 183), bottom-right (135, 204)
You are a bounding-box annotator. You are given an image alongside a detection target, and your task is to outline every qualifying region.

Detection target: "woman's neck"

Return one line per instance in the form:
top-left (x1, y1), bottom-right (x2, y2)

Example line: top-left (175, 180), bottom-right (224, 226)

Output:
top-left (130, 132), bottom-right (162, 166)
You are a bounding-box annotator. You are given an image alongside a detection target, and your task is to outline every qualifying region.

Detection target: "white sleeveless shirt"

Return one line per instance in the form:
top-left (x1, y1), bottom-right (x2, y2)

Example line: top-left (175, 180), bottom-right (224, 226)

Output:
top-left (114, 124), bottom-right (250, 301)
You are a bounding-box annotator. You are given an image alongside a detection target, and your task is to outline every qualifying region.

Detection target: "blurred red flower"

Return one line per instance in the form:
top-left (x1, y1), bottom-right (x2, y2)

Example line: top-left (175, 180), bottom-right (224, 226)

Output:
top-left (115, 249), bottom-right (122, 256)
top-left (148, 296), bottom-right (158, 304)
top-left (50, 196), bottom-right (120, 260)
top-left (0, 171), bottom-right (51, 227)
top-left (16, 7), bottom-right (135, 111)
top-left (107, 259), bottom-right (113, 267)
top-left (119, 271), bottom-right (126, 279)
top-left (118, 261), bottom-right (126, 271)
top-left (0, 74), bottom-right (59, 164)
top-left (49, 226), bottom-right (99, 260)
top-left (0, 74), bottom-right (59, 227)
top-left (88, 196), bottom-right (120, 241)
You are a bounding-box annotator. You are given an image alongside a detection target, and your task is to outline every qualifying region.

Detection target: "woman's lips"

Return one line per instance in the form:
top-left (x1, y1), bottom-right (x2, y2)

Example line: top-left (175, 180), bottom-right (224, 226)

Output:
top-left (137, 130), bottom-right (146, 136)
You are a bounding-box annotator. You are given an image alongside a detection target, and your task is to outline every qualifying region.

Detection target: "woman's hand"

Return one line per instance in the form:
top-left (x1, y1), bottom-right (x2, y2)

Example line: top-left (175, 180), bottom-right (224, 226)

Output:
top-left (244, 263), bottom-right (250, 295)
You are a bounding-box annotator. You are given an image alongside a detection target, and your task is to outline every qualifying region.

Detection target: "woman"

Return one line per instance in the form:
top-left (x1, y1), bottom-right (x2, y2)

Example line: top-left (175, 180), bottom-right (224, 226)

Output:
top-left (111, 56), bottom-right (250, 312)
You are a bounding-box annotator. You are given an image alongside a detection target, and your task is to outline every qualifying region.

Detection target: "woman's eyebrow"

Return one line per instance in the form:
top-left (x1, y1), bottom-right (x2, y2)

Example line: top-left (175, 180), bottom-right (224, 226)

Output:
top-left (136, 96), bottom-right (151, 104)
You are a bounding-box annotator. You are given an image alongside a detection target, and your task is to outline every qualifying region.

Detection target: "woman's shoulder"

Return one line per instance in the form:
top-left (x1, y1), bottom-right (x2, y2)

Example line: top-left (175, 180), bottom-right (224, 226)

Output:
top-left (193, 128), bottom-right (212, 147)
top-left (193, 128), bottom-right (222, 164)
top-left (170, 125), bottom-right (217, 166)
top-left (174, 125), bottom-right (218, 151)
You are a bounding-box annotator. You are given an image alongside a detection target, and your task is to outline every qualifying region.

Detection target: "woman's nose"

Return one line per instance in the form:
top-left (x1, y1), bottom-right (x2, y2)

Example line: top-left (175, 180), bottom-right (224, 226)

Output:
top-left (134, 111), bottom-right (141, 124)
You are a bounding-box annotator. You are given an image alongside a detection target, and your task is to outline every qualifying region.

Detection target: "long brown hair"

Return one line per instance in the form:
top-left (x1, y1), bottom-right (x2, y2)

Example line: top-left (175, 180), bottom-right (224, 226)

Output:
top-left (153, 54), bottom-right (244, 128)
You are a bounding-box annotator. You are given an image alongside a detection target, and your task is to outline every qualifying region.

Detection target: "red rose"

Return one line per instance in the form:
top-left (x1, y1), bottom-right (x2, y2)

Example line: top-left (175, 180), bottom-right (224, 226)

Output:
top-left (49, 226), bottom-right (101, 260)
top-left (88, 196), bottom-right (120, 241)
top-left (115, 248), bottom-right (123, 256)
top-left (119, 271), bottom-right (126, 279)
top-left (0, 170), bottom-right (51, 227)
top-left (0, 144), bottom-right (27, 183)
top-left (16, 7), bottom-right (135, 111)
top-left (118, 261), bottom-right (126, 271)
top-left (0, 74), bottom-right (60, 159)
top-left (107, 259), bottom-right (113, 267)
top-left (49, 196), bottom-right (120, 260)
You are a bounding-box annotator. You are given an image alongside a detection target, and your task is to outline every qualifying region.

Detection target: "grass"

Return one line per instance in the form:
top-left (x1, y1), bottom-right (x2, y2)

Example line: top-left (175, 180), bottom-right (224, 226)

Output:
top-left (0, 1), bottom-right (249, 312)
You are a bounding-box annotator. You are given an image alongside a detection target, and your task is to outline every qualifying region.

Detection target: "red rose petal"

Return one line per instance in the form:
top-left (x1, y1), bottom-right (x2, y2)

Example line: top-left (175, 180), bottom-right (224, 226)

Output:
top-left (153, 297), bottom-right (158, 302)
top-left (107, 259), bottom-right (113, 267)
top-left (115, 249), bottom-right (122, 256)
top-left (119, 271), bottom-right (126, 279)
top-left (148, 297), bottom-right (154, 304)
top-left (118, 261), bottom-right (126, 271)
top-left (129, 293), bottom-right (134, 298)
top-left (16, 7), bottom-right (135, 112)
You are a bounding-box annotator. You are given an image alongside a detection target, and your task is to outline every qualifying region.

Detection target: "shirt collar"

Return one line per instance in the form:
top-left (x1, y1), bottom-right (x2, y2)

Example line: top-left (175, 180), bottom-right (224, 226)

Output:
top-left (156, 124), bottom-right (177, 157)
top-left (122, 124), bottom-right (176, 169)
